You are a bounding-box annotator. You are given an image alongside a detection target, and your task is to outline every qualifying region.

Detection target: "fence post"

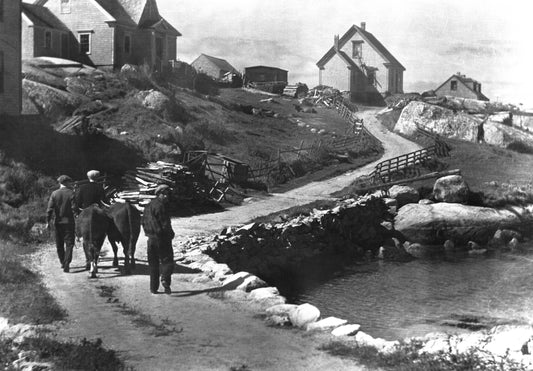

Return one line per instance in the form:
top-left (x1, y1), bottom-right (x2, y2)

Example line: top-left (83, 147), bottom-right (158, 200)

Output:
top-left (297, 140), bottom-right (304, 159)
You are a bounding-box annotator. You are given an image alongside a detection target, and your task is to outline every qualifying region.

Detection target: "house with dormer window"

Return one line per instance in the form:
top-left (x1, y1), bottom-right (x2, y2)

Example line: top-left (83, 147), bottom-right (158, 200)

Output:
top-left (316, 22), bottom-right (405, 105)
top-left (23, 0), bottom-right (181, 71)
top-left (0, 0), bottom-right (22, 116)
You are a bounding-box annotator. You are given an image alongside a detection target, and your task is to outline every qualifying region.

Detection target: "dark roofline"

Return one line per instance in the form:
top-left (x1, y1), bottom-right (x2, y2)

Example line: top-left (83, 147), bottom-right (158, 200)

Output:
top-left (435, 74), bottom-right (489, 101)
top-left (316, 24), bottom-right (405, 70)
top-left (245, 65), bottom-right (288, 72)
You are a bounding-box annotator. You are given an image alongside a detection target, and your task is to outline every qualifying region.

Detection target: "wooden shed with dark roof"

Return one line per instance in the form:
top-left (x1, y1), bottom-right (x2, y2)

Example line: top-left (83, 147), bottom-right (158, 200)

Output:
top-left (434, 73), bottom-right (489, 101)
top-left (244, 66), bottom-right (288, 84)
top-left (316, 22), bottom-right (405, 105)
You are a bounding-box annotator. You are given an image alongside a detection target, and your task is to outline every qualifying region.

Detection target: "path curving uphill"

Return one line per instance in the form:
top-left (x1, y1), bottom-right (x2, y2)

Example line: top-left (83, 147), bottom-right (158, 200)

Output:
top-left (32, 108), bottom-right (420, 371)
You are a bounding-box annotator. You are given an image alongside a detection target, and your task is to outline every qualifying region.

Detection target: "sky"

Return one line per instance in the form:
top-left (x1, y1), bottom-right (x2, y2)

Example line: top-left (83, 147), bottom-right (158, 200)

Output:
top-left (157, 0), bottom-right (533, 107)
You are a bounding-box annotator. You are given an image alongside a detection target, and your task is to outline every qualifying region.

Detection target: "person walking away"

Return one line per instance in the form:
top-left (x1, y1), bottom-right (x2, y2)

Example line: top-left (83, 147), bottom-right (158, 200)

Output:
top-left (47, 175), bottom-right (76, 273)
top-left (75, 170), bottom-right (107, 212)
top-left (142, 185), bottom-right (175, 294)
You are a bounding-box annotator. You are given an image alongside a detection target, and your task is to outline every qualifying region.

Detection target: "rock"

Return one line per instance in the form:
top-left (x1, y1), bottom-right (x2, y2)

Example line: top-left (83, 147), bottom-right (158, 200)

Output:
top-left (22, 79), bottom-right (86, 118)
top-left (433, 175), bottom-right (470, 203)
top-left (418, 199), bottom-right (434, 205)
top-left (500, 229), bottom-right (523, 243)
top-left (404, 242), bottom-right (442, 258)
top-left (141, 90), bottom-right (170, 113)
top-left (306, 317), bottom-right (347, 331)
top-left (443, 240), bottom-right (455, 250)
top-left (249, 287), bottom-right (279, 300)
top-left (395, 101), bottom-right (481, 141)
top-left (120, 64), bottom-right (139, 74)
top-left (484, 325), bottom-right (533, 357)
top-left (388, 185), bottom-right (420, 208)
top-left (378, 238), bottom-right (411, 261)
top-left (289, 303), bottom-right (321, 328)
top-left (265, 315), bottom-right (291, 327)
top-left (395, 203), bottom-right (533, 245)
top-left (508, 237), bottom-right (519, 250)
top-left (331, 324), bottom-right (361, 337)
top-left (221, 272), bottom-right (266, 292)
top-left (265, 304), bottom-right (298, 316)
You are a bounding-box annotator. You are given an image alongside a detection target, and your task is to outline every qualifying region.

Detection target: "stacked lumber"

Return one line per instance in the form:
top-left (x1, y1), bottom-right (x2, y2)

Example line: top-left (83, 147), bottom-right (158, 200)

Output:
top-left (112, 161), bottom-right (197, 207)
top-left (56, 115), bottom-right (85, 133)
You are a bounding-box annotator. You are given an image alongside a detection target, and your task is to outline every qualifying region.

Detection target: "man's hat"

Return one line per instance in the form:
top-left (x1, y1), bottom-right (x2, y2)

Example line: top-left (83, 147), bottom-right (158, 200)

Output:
top-left (57, 175), bottom-right (72, 184)
top-left (87, 170), bottom-right (100, 180)
top-left (155, 184), bottom-right (171, 195)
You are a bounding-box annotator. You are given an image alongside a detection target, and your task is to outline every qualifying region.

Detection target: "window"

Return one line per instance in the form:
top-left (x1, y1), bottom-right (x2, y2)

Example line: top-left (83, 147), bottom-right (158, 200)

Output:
top-left (79, 33), bottom-right (91, 54)
top-left (352, 41), bottom-right (363, 59)
top-left (0, 51), bottom-right (4, 93)
top-left (44, 31), bottom-right (52, 49)
top-left (124, 35), bottom-right (131, 54)
top-left (451, 80), bottom-right (457, 91)
top-left (60, 0), bottom-right (71, 14)
top-left (367, 70), bottom-right (376, 86)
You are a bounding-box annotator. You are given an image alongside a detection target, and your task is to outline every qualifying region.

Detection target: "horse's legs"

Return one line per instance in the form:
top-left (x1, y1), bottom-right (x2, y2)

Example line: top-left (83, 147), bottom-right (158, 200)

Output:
top-left (108, 238), bottom-right (120, 267)
top-left (82, 240), bottom-right (91, 270)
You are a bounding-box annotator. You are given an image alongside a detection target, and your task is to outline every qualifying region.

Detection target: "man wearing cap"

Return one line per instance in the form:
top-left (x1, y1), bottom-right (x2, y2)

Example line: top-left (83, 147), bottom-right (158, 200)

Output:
top-left (142, 184), bottom-right (175, 294)
top-left (75, 170), bottom-right (107, 212)
top-left (47, 175), bottom-right (76, 272)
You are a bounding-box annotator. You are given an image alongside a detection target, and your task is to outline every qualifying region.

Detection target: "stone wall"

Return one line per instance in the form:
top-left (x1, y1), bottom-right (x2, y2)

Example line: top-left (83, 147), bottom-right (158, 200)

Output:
top-left (202, 195), bottom-right (390, 280)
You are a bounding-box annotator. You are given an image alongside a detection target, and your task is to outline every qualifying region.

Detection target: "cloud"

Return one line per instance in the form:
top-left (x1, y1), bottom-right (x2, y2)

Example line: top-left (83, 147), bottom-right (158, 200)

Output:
top-left (441, 41), bottom-right (511, 57)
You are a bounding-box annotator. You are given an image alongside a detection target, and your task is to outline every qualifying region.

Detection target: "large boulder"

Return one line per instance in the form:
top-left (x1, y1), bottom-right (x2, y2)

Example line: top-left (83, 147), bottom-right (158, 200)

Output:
top-left (22, 79), bottom-right (86, 118)
top-left (289, 303), bottom-right (320, 328)
top-left (394, 203), bottom-right (533, 245)
top-left (433, 175), bottom-right (470, 203)
top-left (140, 90), bottom-right (171, 112)
top-left (395, 101), bottom-right (481, 141)
top-left (388, 185), bottom-right (420, 208)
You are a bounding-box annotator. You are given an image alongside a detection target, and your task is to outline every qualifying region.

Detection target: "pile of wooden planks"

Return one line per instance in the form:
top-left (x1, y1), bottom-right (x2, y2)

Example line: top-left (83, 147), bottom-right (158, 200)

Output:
top-left (111, 161), bottom-right (197, 207)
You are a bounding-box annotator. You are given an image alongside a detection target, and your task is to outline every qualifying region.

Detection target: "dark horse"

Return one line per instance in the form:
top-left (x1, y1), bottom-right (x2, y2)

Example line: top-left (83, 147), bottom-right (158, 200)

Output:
top-left (107, 202), bottom-right (141, 275)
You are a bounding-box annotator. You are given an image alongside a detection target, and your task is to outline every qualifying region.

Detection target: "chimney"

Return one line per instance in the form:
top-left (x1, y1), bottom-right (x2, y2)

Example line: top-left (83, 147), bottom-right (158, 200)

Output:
top-left (360, 22), bottom-right (366, 30)
top-left (334, 35), bottom-right (340, 51)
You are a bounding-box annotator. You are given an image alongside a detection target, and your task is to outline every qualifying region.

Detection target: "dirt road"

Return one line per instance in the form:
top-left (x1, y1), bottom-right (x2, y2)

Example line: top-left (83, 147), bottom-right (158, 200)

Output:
top-left (32, 109), bottom-right (420, 370)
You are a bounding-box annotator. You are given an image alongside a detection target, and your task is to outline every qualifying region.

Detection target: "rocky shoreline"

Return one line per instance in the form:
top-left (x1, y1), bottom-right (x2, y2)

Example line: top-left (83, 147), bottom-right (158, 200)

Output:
top-left (171, 173), bottom-right (533, 368)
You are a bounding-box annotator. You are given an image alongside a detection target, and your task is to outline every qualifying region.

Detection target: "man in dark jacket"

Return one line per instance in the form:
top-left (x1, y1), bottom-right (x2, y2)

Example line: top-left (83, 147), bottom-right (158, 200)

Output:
top-left (75, 170), bottom-right (106, 212)
top-left (142, 184), bottom-right (175, 294)
top-left (47, 175), bottom-right (76, 273)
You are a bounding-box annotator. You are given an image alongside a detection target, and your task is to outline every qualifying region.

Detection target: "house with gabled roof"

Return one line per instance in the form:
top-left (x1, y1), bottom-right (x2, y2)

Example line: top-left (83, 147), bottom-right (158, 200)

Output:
top-left (316, 22), bottom-right (405, 105)
top-left (27, 0), bottom-right (181, 71)
top-left (1, 0), bottom-right (22, 116)
top-left (191, 54), bottom-right (239, 82)
top-left (434, 73), bottom-right (489, 101)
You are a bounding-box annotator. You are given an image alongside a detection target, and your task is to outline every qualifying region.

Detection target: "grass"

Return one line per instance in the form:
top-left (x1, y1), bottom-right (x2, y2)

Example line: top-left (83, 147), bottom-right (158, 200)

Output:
top-left (0, 240), bottom-right (65, 324)
top-left (319, 340), bottom-right (528, 371)
top-left (0, 336), bottom-right (129, 371)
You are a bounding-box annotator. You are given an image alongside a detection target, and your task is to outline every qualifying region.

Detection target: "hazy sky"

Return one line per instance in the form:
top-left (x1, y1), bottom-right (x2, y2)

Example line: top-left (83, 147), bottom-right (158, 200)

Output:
top-left (157, 0), bottom-right (533, 107)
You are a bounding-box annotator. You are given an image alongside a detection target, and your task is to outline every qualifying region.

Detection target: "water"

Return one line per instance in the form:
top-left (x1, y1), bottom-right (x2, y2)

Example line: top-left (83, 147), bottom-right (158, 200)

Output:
top-left (288, 250), bottom-right (533, 340)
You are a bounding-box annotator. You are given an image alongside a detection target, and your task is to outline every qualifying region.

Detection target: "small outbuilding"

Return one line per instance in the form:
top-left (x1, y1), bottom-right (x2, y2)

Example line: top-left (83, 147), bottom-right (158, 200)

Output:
top-left (434, 73), bottom-right (489, 101)
top-left (191, 54), bottom-right (239, 82)
top-left (244, 66), bottom-right (288, 84)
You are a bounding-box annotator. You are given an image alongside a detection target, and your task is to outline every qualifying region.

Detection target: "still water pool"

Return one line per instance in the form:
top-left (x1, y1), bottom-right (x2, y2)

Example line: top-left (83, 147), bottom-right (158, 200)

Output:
top-left (287, 250), bottom-right (533, 340)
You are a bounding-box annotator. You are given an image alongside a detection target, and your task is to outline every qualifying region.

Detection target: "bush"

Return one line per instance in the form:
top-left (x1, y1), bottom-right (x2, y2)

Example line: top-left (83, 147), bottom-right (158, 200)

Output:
top-left (194, 72), bottom-right (219, 96)
top-left (506, 141), bottom-right (533, 154)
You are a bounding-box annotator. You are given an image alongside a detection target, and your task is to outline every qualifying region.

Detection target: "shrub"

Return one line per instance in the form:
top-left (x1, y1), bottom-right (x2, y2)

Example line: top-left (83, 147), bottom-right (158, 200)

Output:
top-left (506, 141), bottom-right (533, 154)
top-left (193, 72), bottom-right (219, 96)
top-left (187, 120), bottom-right (234, 146)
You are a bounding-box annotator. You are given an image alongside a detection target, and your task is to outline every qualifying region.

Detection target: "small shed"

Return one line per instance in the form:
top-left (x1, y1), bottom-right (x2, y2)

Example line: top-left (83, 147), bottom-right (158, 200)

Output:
top-left (244, 66), bottom-right (288, 83)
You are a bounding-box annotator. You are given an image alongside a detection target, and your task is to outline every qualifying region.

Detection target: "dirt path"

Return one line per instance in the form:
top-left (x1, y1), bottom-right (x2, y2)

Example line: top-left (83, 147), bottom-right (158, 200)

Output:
top-left (32, 109), bottom-right (420, 371)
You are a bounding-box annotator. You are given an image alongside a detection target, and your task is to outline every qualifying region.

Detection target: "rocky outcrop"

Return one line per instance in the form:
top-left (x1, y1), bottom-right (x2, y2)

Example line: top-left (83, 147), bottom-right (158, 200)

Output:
top-left (203, 195), bottom-right (390, 279)
top-left (395, 203), bottom-right (533, 245)
top-left (433, 175), bottom-right (470, 203)
top-left (22, 79), bottom-right (87, 118)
